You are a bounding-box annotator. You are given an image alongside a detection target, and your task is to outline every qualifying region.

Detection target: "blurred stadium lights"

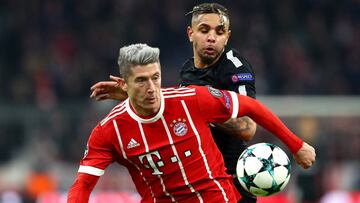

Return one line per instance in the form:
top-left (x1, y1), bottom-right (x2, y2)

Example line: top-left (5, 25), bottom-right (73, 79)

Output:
top-left (258, 96), bottom-right (360, 117)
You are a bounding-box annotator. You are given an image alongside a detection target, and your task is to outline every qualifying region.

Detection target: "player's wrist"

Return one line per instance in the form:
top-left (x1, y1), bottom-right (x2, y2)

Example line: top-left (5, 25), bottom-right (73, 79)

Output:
top-left (291, 139), bottom-right (304, 154)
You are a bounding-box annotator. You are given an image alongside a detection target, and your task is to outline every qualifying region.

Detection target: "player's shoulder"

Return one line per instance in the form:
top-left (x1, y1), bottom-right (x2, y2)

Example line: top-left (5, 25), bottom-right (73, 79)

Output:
top-left (180, 58), bottom-right (194, 70)
top-left (162, 86), bottom-right (197, 100)
top-left (182, 85), bottom-right (224, 98)
top-left (179, 58), bottom-right (194, 80)
top-left (162, 86), bottom-right (221, 104)
top-left (220, 48), bottom-right (253, 72)
top-left (99, 100), bottom-right (128, 127)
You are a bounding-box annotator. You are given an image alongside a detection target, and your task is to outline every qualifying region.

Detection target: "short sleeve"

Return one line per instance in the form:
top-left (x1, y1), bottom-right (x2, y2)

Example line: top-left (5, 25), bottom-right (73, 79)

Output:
top-left (220, 50), bottom-right (256, 99)
top-left (194, 86), bottom-right (236, 124)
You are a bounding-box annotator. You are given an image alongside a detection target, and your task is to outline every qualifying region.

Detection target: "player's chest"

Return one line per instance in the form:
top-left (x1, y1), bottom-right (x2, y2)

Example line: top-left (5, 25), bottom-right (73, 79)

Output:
top-left (183, 67), bottom-right (220, 86)
top-left (114, 114), bottom-right (211, 175)
top-left (115, 113), bottom-right (209, 157)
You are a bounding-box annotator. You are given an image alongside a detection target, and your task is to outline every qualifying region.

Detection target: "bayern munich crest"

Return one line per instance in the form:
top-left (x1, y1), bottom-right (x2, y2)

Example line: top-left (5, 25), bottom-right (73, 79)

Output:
top-left (170, 118), bottom-right (188, 136)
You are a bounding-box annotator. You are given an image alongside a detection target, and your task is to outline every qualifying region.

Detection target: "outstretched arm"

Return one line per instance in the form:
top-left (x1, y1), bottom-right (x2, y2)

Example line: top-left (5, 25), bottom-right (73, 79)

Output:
top-left (236, 94), bottom-right (316, 169)
top-left (67, 173), bottom-right (99, 203)
top-left (90, 75), bottom-right (128, 101)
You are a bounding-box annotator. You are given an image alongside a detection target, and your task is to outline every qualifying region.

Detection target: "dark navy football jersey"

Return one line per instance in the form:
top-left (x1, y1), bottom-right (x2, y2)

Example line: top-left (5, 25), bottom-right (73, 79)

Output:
top-left (179, 48), bottom-right (257, 198)
top-left (180, 48), bottom-right (256, 99)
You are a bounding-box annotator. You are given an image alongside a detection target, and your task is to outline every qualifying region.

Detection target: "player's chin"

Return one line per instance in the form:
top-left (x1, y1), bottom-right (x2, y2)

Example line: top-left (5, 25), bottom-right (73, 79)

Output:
top-left (145, 97), bottom-right (159, 105)
top-left (201, 55), bottom-right (217, 65)
top-left (144, 101), bottom-right (160, 111)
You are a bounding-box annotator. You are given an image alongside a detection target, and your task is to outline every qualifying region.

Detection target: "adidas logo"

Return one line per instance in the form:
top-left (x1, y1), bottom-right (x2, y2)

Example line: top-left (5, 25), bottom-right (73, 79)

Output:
top-left (127, 138), bottom-right (140, 149)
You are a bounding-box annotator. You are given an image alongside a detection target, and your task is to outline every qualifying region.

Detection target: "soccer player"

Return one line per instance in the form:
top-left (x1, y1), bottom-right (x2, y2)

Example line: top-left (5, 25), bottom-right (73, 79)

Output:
top-left (181, 5), bottom-right (258, 201)
top-left (68, 43), bottom-right (315, 203)
top-left (88, 3), bottom-right (313, 202)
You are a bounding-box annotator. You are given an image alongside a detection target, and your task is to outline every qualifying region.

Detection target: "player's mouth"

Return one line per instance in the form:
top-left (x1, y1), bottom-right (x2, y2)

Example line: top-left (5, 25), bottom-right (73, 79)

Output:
top-left (204, 47), bottom-right (216, 55)
top-left (145, 97), bottom-right (156, 104)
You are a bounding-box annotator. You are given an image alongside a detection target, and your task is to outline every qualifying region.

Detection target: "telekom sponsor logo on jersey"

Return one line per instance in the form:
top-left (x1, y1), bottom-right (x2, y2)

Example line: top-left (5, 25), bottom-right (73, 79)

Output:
top-left (170, 118), bottom-right (188, 136)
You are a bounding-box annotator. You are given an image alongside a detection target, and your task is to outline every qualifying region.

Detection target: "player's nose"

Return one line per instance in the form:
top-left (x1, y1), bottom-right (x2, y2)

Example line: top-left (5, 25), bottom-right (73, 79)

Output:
top-left (207, 31), bottom-right (216, 42)
top-left (147, 80), bottom-right (156, 92)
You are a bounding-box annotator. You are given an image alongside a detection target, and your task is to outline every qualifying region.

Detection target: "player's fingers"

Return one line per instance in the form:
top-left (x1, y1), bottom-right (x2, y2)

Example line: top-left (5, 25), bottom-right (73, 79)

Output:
top-left (95, 94), bottom-right (110, 101)
top-left (308, 148), bottom-right (316, 165)
top-left (90, 89), bottom-right (99, 98)
top-left (303, 158), bottom-right (315, 169)
top-left (294, 155), bottom-right (312, 169)
top-left (90, 92), bottom-right (96, 98)
top-left (109, 75), bottom-right (121, 82)
top-left (90, 82), bottom-right (104, 90)
top-left (90, 81), bottom-right (115, 90)
top-left (90, 88), bottom-right (106, 98)
top-left (300, 162), bottom-right (309, 169)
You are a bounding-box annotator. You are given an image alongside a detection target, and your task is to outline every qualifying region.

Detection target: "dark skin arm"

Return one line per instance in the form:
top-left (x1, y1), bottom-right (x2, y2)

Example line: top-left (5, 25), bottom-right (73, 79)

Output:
top-left (90, 75), bottom-right (128, 101)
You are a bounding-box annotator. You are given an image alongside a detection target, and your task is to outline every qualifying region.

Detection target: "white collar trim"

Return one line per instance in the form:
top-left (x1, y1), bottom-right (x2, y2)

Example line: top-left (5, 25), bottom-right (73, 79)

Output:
top-left (126, 92), bottom-right (164, 123)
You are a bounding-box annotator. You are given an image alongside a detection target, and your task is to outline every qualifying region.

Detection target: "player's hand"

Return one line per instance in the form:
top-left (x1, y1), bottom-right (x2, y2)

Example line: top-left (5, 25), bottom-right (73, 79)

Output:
top-left (215, 117), bottom-right (256, 141)
top-left (90, 75), bottom-right (128, 101)
top-left (293, 142), bottom-right (316, 169)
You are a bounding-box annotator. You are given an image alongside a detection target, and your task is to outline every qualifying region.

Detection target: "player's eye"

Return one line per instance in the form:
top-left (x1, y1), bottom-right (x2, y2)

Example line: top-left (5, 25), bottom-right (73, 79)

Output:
top-left (216, 27), bottom-right (225, 35)
top-left (135, 78), bottom-right (146, 84)
top-left (198, 26), bottom-right (209, 33)
top-left (152, 75), bottom-right (159, 81)
top-left (200, 29), bottom-right (209, 34)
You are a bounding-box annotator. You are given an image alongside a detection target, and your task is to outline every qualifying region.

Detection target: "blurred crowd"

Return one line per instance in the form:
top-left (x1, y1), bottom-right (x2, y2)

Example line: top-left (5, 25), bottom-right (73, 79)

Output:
top-left (0, 0), bottom-right (359, 202)
top-left (1, 0), bottom-right (359, 106)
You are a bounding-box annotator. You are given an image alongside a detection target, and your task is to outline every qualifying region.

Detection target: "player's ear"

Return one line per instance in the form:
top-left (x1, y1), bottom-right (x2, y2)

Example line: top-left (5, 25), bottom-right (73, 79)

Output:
top-left (118, 78), bottom-right (128, 92)
top-left (187, 26), bottom-right (194, 42)
top-left (225, 30), bottom-right (231, 46)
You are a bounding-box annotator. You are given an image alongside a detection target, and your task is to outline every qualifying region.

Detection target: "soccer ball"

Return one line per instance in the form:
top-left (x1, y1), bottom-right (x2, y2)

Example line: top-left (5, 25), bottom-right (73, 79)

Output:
top-left (236, 143), bottom-right (291, 196)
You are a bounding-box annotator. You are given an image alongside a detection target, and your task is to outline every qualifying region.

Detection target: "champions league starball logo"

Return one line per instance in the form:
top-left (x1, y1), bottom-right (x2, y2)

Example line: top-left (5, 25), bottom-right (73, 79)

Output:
top-left (170, 118), bottom-right (188, 136)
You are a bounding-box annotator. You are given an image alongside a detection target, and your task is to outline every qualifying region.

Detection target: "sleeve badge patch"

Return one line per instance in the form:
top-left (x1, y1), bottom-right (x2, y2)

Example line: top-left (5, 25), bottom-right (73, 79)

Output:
top-left (207, 86), bottom-right (223, 98)
top-left (231, 73), bottom-right (254, 82)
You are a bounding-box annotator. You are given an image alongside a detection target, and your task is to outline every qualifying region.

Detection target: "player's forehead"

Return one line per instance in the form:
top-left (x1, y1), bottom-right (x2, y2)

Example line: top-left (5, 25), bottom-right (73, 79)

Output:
top-left (192, 13), bottom-right (229, 29)
top-left (129, 63), bottom-right (161, 78)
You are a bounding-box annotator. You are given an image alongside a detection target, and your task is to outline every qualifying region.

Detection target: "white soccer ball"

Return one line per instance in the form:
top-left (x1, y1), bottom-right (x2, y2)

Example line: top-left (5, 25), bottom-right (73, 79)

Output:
top-left (236, 143), bottom-right (291, 196)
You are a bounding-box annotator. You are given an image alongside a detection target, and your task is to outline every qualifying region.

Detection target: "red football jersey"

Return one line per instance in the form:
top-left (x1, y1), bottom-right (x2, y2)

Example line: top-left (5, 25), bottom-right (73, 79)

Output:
top-left (79, 86), bottom-right (241, 203)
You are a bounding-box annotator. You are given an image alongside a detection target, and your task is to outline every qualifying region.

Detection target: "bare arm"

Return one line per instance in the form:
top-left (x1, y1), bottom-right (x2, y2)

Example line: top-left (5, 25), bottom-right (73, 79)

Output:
top-left (214, 116), bottom-right (256, 141)
top-left (90, 75), bottom-right (128, 101)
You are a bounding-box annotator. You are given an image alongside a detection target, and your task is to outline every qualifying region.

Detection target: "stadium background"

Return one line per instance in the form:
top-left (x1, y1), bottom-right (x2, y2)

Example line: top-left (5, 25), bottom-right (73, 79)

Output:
top-left (0, 0), bottom-right (359, 202)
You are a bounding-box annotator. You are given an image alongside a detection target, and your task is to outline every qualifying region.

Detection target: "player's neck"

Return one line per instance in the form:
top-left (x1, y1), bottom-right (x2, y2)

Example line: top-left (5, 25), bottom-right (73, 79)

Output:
top-left (129, 100), bottom-right (160, 117)
top-left (193, 50), bottom-right (223, 69)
